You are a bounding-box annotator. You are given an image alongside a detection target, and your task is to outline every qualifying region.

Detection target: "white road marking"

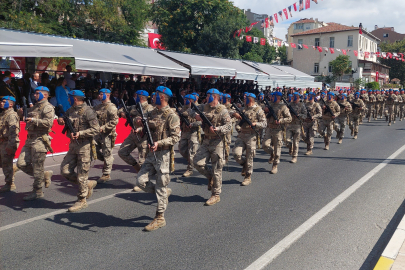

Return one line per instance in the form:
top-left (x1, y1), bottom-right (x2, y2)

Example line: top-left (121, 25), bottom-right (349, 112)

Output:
top-left (0, 189), bottom-right (133, 232)
top-left (244, 144), bottom-right (405, 270)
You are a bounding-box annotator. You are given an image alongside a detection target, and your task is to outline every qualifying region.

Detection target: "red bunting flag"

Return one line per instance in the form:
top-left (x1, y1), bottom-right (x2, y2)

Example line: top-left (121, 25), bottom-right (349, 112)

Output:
top-left (342, 49), bottom-right (347, 55)
top-left (265, 17), bottom-right (269, 28)
top-left (283, 8), bottom-right (289, 20)
top-left (260, 38), bottom-right (266, 45)
top-left (305, 0), bottom-right (310, 9)
top-left (365, 52), bottom-right (370, 58)
top-left (274, 13), bottom-right (278, 23)
top-left (359, 23), bottom-right (363, 35)
top-left (323, 47), bottom-right (329, 52)
top-left (330, 48), bottom-right (335, 54)
top-left (354, 50), bottom-right (358, 57)
top-left (317, 46), bottom-right (323, 52)
top-left (277, 40), bottom-right (282, 47)
top-left (293, 2), bottom-right (298, 11)
top-left (290, 43), bottom-right (296, 48)
top-left (303, 44), bottom-right (308, 49)
top-left (246, 36), bottom-right (252, 42)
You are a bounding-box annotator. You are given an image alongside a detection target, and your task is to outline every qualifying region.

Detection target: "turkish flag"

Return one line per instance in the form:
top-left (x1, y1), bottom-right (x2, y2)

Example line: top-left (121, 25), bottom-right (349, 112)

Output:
top-left (10, 57), bottom-right (25, 73)
top-left (277, 40), bottom-right (282, 47)
top-left (317, 46), bottom-right (323, 52)
top-left (57, 59), bottom-right (71, 71)
top-left (265, 17), bottom-right (269, 28)
top-left (283, 8), bottom-right (289, 20)
top-left (246, 36), bottom-right (252, 42)
top-left (305, 0), bottom-right (310, 9)
top-left (353, 50), bottom-right (358, 57)
top-left (260, 38), bottom-right (266, 45)
top-left (290, 43), bottom-right (296, 48)
top-left (303, 44), bottom-right (308, 49)
top-left (293, 2), bottom-right (298, 11)
top-left (365, 52), bottom-right (370, 58)
top-left (274, 13), bottom-right (278, 23)
top-left (330, 48), bottom-right (335, 54)
top-left (36, 58), bottom-right (52, 71)
top-left (148, 33), bottom-right (165, 50)
top-left (376, 71), bottom-right (379, 82)
top-left (342, 49), bottom-right (347, 55)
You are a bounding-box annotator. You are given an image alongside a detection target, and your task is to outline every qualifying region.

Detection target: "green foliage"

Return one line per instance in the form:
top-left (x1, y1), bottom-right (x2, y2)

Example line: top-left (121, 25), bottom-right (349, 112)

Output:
top-left (380, 40), bottom-right (405, 85)
top-left (353, 78), bottom-right (366, 89)
top-left (365, 81), bottom-right (380, 90)
top-left (0, 0), bottom-right (149, 46)
top-left (239, 28), bottom-right (276, 63)
top-left (330, 55), bottom-right (352, 78)
top-left (277, 45), bottom-right (288, 65)
top-left (316, 75), bottom-right (336, 84)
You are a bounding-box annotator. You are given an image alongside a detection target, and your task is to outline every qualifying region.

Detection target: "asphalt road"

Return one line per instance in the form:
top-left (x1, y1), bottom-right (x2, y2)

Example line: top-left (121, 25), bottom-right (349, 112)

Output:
top-left (1, 117), bottom-right (405, 270)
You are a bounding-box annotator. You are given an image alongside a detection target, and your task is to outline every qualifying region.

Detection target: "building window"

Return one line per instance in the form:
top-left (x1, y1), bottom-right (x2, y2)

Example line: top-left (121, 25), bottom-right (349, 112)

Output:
top-left (305, 25), bottom-right (310, 30)
top-left (330, 37), bottom-right (335, 48)
top-left (383, 33), bottom-right (389, 38)
top-left (314, 63), bottom-right (319, 74)
top-left (315, 38), bottom-right (320, 47)
top-left (298, 39), bottom-right (303, 50)
top-left (294, 24), bottom-right (303, 30)
top-left (328, 63), bottom-right (333, 73)
top-left (347, 35), bottom-right (353, 47)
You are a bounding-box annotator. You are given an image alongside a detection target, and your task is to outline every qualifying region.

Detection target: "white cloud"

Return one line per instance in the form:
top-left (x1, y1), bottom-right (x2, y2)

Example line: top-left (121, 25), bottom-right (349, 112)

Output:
top-left (232, 0), bottom-right (405, 40)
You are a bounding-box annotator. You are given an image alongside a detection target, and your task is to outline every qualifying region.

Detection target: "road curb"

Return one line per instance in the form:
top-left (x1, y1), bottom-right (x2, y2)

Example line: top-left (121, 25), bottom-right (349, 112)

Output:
top-left (374, 214), bottom-right (405, 270)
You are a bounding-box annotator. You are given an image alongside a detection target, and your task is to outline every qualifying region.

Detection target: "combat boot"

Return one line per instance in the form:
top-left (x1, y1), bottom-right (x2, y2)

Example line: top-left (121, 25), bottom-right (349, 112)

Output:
top-left (290, 157), bottom-right (297, 164)
top-left (305, 149), bottom-right (313, 155)
top-left (388, 122), bottom-right (392, 126)
top-left (324, 143), bottom-right (329, 150)
top-left (205, 195), bottom-right (220, 206)
top-left (68, 198), bottom-right (88, 212)
top-left (268, 153), bottom-right (274, 164)
top-left (207, 177), bottom-right (214, 191)
top-left (133, 186), bottom-right (142, 192)
top-left (338, 138), bottom-right (343, 144)
top-left (133, 163), bottom-right (141, 173)
top-left (241, 174), bottom-right (252, 186)
top-left (241, 162), bottom-right (247, 176)
top-left (350, 130), bottom-right (354, 136)
top-left (44, 170), bottom-right (53, 188)
top-left (12, 164), bottom-right (19, 182)
top-left (98, 174), bottom-right (111, 183)
top-left (353, 134), bottom-right (358, 139)
top-left (288, 145), bottom-right (293, 156)
top-left (0, 182), bottom-right (16, 193)
top-left (270, 164), bottom-right (278, 174)
top-left (182, 169), bottom-right (193, 177)
top-left (23, 188), bottom-right (44, 201)
top-left (144, 212), bottom-right (166, 231)
top-left (86, 180), bottom-right (97, 199)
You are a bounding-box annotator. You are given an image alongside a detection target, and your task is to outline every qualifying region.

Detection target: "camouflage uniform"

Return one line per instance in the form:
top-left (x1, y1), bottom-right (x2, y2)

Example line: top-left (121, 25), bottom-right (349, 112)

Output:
top-left (118, 101), bottom-right (154, 169)
top-left (395, 94), bottom-right (403, 120)
top-left (335, 100), bottom-right (352, 142)
top-left (379, 94), bottom-right (386, 118)
top-left (178, 104), bottom-right (201, 175)
top-left (192, 103), bottom-right (232, 201)
top-left (318, 99), bottom-right (340, 148)
top-left (17, 99), bottom-right (54, 199)
top-left (0, 108), bottom-right (20, 191)
top-left (94, 101), bottom-right (119, 178)
top-left (400, 93), bottom-right (405, 120)
top-left (136, 105), bottom-right (180, 219)
top-left (366, 94), bottom-right (376, 122)
top-left (359, 94), bottom-right (369, 123)
top-left (262, 102), bottom-right (292, 173)
top-left (303, 101), bottom-right (322, 154)
top-left (349, 98), bottom-right (365, 137)
top-left (232, 104), bottom-right (266, 185)
top-left (224, 103), bottom-right (235, 161)
top-left (60, 104), bottom-right (99, 203)
top-left (385, 94), bottom-right (397, 125)
top-left (285, 102), bottom-right (307, 161)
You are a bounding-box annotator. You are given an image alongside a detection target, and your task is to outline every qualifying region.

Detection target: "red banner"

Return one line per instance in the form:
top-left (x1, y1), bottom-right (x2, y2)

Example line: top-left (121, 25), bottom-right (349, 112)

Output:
top-left (330, 48), bottom-right (335, 54)
top-left (148, 33), bottom-right (165, 50)
top-left (36, 58), bottom-right (52, 71)
top-left (10, 57), bottom-right (25, 73)
top-left (353, 50), bottom-right (358, 57)
top-left (283, 8), bottom-right (289, 20)
top-left (260, 38), bottom-right (266, 45)
top-left (305, 0), bottom-right (310, 9)
top-left (246, 36), bottom-right (252, 42)
top-left (56, 59), bottom-right (71, 71)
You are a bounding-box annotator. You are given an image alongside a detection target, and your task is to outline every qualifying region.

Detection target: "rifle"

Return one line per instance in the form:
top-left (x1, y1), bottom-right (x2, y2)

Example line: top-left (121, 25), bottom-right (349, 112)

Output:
top-left (172, 102), bottom-right (190, 128)
top-left (191, 102), bottom-right (221, 139)
top-left (320, 98), bottom-right (335, 117)
top-left (349, 101), bottom-right (361, 110)
top-left (120, 99), bottom-right (141, 141)
top-left (337, 102), bottom-right (347, 109)
top-left (58, 104), bottom-right (79, 145)
top-left (282, 97), bottom-right (304, 126)
top-left (231, 103), bottom-right (259, 135)
top-left (86, 99), bottom-right (92, 108)
top-left (137, 102), bottom-right (157, 161)
top-left (263, 97), bottom-right (279, 121)
top-left (22, 97), bottom-right (28, 122)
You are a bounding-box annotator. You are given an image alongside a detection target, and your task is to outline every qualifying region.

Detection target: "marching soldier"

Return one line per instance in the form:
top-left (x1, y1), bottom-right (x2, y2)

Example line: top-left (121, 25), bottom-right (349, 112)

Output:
top-left (232, 93), bottom-right (266, 186)
top-left (134, 86), bottom-right (180, 231)
top-left (178, 94), bottom-right (201, 177)
top-left (223, 93), bottom-right (234, 162)
top-left (359, 89), bottom-right (369, 124)
top-left (335, 94), bottom-right (352, 144)
top-left (349, 92), bottom-right (365, 139)
top-left (303, 92), bottom-right (322, 155)
top-left (192, 89), bottom-right (232, 206)
top-left (17, 86), bottom-right (54, 201)
top-left (394, 90), bottom-right (402, 121)
top-left (93, 89), bottom-right (119, 182)
top-left (385, 89), bottom-right (397, 126)
top-left (0, 96), bottom-right (20, 192)
top-left (262, 91), bottom-right (292, 174)
top-left (59, 90), bottom-right (100, 212)
top-left (366, 90), bottom-right (376, 122)
top-left (285, 92), bottom-right (307, 163)
top-left (400, 89), bottom-right (405, 121)
top-left (319, 92), bottom-right (340, 150)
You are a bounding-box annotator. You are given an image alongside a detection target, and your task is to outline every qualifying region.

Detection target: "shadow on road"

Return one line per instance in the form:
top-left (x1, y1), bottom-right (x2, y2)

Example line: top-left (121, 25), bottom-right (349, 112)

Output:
top-left (115, 191), bottom-right (206, 205)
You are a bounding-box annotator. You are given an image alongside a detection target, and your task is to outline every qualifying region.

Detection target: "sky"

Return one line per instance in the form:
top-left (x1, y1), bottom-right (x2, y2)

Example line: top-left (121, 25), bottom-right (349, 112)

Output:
top-left (231, 0), bottom-right (405, 41)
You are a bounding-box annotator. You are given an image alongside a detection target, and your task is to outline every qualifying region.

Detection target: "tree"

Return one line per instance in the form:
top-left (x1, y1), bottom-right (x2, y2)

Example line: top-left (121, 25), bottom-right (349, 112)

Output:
top-left (239, 28), bottom-right (276, 64)
top-left (365, 81), bottom-right (380, 90)
top-left (277, 45), bottom-right (288, 65)
top-left (380, 40), bottom-right (405, 85)
top-left (330, 55), bottom-right (352, 80)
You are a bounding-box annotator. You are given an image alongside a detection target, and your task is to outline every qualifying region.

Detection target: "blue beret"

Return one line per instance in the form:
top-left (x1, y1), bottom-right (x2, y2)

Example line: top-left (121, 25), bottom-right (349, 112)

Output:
top-left (342, 93), bottom-right (347, 97)
top-left (207, 88), bottom-right (221, 95)
top-left (99, 88), bottom-right (111, 94)
top-left (328, 92), bottom-right (335, 96)
top-left (185, 94), bottom-right (196, 101)
top-left (273, 91), bottom-right (283, 96)
top-left (219, 92), bottom-right (223, 96)
top-left (224, 94), bottom-right (231, 99)
top-left (191, 92), bottom-right (200, 97)
top-left (246, 93), bottom-right (256, 99)
top-left (136, 90), bottom-right (149, 97)
top-left (293, 92), bottom-right (300, 96)
top-left (389, 89), bottom-right (393, 91)
top-left (355, 92), bottom-right (360, 95)
top-left (368, 90), bottom-right (372, 92)
top-left (156, 86), bottom-right (172, 97)
top-left (151, 92), bottom-right (156, 97)
top-left (259, 93), bottom-right (264, 96)
top-left (35, 86), bottom-right (49, 92)
top-left (68, 90), bottom-right (85, 97)
top-left (2, 96), bottom-right (16, 102)
top-left (394, 90), bottom-right (399, 92)
top-left (308, 92), bottom-right (315, 96)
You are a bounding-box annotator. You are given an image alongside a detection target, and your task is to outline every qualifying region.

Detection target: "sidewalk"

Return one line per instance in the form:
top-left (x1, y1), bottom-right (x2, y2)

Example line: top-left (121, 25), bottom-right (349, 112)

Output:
top-left (374, 215), bottom-right (405, 270)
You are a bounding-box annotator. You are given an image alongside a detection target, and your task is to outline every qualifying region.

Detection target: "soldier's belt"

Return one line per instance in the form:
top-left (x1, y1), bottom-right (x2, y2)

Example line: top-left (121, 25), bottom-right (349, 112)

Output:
top-left (268, 124), bottom-right (281, 129)
top-left (155, 146), bottom-right (170, 151)
top-left (204, 134), bottom-right (221, 140)
top-left (27, 134), bottom-right (43, 139)
top-left (239, 129), bottom-right (256, 134)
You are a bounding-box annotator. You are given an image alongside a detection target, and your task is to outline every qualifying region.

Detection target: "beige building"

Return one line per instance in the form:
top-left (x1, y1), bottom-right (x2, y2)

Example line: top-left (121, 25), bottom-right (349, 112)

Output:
top-left (286, 18), bottom-right (327, 64)
top-left (291, 23), bottom-right (389, 85)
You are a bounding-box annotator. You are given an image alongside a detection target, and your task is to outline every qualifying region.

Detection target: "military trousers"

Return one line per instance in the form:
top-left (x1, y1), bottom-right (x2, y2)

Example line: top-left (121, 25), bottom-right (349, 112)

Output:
top-left (303, 121), bottom-right (316, 150)
top-left (367, 104), bottom-right (375, 121)
top-left (136, 150), bottom-right (171, 213)
top-left (385, 105), bottom-right (395, 123)
top-left (0, 141), bottom-right (18, 183)
top-left (95, 133), bottom-right (114, 175)
top-left (178, 131), bottom-right (199, 171)
top-left (233, 132), bottom-right (256, 175)
top-left (334, 116), bottom-right (348, 140)
top-left (286, 125), bottom-right (301, 157)
top-left (118, 132), bottom-right (148, 167)
top-left (319, 118), bottom-right (334, 143)
top-left (349, 114), bottom-right (361, 135)
top-left (263, 128), bottom-right (283, 165)
top-left (17, 138), bottom-right (47, 190)
top-left (60, 140), bottom-right (92, 199)
top-left (193, 137), bottom-right (224, 196)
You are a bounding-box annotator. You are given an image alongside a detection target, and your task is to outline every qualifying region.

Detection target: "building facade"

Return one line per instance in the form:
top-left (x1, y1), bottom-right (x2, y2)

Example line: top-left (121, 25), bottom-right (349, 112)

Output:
top-left (371, 26), bottom-right (405, 45)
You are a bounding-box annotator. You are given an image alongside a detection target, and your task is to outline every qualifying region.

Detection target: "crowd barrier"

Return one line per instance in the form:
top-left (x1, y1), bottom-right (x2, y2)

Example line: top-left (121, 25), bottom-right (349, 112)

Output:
top-left (15, 118), bottom-right (131, 158)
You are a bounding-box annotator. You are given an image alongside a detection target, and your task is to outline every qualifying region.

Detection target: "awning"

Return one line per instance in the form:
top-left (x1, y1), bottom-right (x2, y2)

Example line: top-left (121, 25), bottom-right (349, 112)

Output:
top-left (243, 61), bottom-right (295, 81)
top-left (272, 65), bottom-right (315, 81)
top-left (0, 29), bottom-right (74, 57)
top-left (0, 29), bottom-right (189, 77)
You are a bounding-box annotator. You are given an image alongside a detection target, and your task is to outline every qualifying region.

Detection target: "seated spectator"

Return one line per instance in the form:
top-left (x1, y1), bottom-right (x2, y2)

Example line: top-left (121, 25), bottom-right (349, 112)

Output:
top-left (110, 89), bottom-right (120, 107)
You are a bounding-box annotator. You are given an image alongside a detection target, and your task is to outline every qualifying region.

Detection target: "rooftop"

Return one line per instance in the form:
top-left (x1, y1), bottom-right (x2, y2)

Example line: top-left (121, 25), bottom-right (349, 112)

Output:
top-left (290, 23), bottom-right (357, 36)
